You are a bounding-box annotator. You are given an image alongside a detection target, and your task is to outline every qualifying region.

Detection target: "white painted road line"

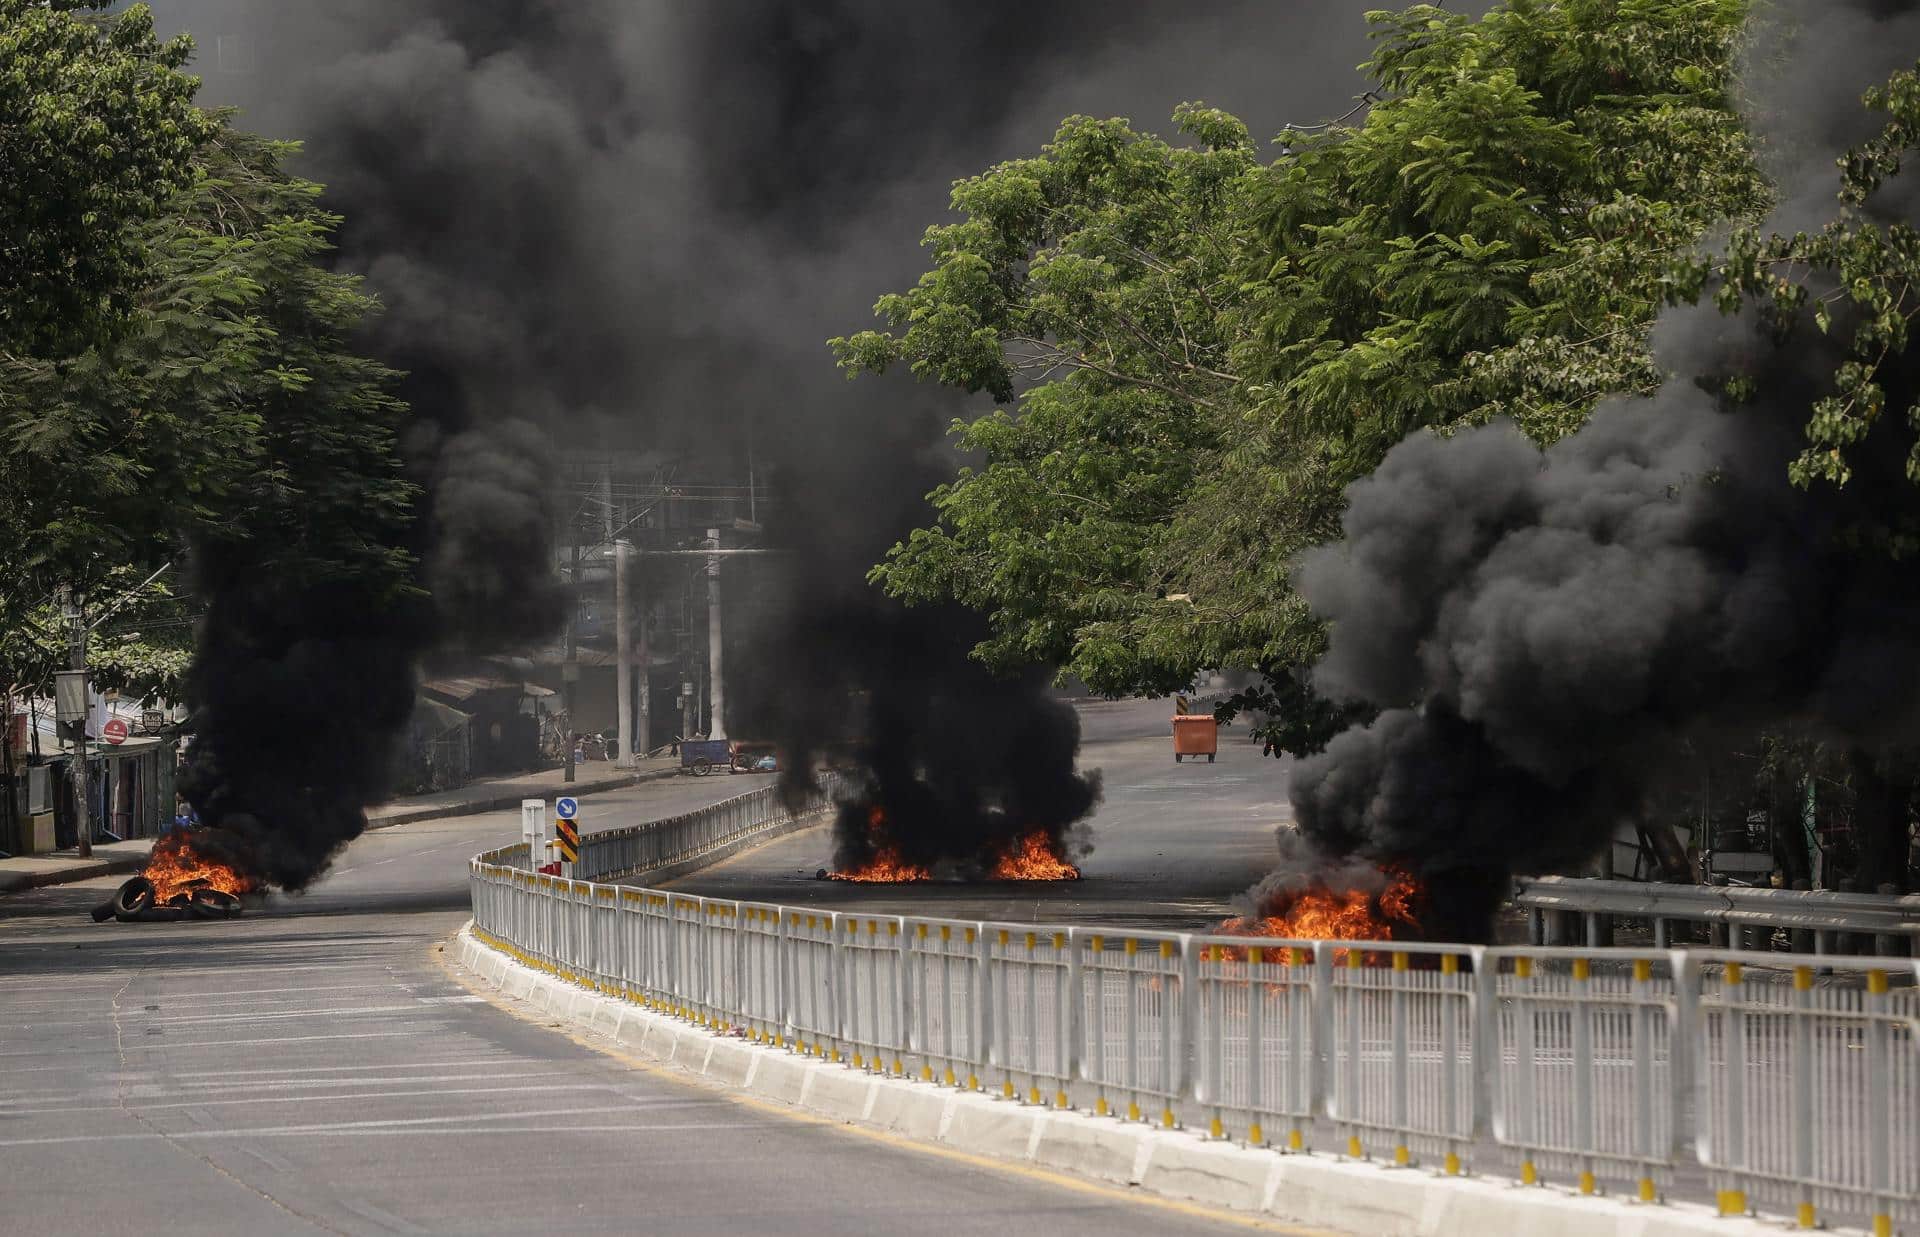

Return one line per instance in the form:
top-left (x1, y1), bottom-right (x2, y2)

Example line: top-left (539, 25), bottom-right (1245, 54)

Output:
top-left (0, 1112), bottom-right (750, 1148)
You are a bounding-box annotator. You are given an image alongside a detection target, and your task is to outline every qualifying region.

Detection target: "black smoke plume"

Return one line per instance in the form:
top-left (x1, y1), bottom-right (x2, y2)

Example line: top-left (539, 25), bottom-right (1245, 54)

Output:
top-left (157, 0), bottom-right (1385, 887)
top-left (736, 602), bottom-right (1101, 875)
top-left (1278, 0), bottom-right (1920, 939)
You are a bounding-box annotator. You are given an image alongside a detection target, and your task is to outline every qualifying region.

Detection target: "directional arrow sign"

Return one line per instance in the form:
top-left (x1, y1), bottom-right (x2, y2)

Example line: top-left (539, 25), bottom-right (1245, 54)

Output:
top-left (556, 797), bottom-right (578, 820)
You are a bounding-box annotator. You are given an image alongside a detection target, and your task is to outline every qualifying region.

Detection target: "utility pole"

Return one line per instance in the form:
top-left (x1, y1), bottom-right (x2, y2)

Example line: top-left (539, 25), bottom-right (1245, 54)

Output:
top-left (705, 528), bottom-right (725, 740)
top-left (614, 539), bottom-right (633, 768)
top-left (563, 538), bottom-right (579, 784)
top-left (636, 562), bottom-right (650, 764)
top-left (56, 586), bottom-right (91, 858)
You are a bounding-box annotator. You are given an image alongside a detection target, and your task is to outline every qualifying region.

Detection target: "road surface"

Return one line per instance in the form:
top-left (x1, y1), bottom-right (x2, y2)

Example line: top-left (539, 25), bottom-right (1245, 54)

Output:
top-left (666, 697), bottom-right (1287, 931)
top-left (0, 763), bottom-right (1310, 1235)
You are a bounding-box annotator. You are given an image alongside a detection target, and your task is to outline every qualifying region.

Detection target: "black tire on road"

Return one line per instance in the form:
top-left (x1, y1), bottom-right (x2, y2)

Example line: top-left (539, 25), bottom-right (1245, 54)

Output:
top-left (111, 877), bottom-right (155, 922)
top-left (691, 758), bottom-right (712, 776)
top-left (189, 888), bottom-right (241, 918)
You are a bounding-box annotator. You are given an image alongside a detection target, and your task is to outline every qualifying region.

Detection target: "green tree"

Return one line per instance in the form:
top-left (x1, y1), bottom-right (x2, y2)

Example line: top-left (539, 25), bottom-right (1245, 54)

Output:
top-left (1161, 0), bottom-right (1766, 747)
top-left (0, 120), bottom-right (416, 701)
top-left (838, 105), bottom-right (1262, 692)
top-left (841, 0), bottom-right (1767, 751)
top-left (1706, 55), bottom-right (1920, 493)
top-left (0, 1), bottom-right (212, 356)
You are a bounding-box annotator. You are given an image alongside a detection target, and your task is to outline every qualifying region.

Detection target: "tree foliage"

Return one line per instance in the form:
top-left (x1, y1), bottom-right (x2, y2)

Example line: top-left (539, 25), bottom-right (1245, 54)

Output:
top-left (838, 106), bottom-right (1262, 690)
top-left (0, 119), bottom-right (416, 700)
top-left (842, 0), bottom-right (1767, 747)
top-left (0, 1), bottom-right (212, 356)
top-left (1706, 54), bottom-right (1920, 494)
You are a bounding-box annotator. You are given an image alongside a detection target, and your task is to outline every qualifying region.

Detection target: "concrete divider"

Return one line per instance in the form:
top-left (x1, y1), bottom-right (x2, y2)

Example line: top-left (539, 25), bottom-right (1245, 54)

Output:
top-left (447, 924), bottom-right (1782, 1237)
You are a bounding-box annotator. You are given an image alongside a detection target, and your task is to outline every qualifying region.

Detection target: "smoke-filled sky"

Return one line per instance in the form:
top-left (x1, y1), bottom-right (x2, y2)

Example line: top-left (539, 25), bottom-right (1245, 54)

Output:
top-left (153, 1), bottom-right (1410, 886)
top-left (156, 0), bottom-right (1394, 592)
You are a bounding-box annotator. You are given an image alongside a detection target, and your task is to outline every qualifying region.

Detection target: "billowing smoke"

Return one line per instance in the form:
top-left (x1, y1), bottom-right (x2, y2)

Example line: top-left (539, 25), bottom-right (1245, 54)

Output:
top-left (1281, 0), bottom-right (1920, 939)
top-left (157, 0), bottom-right (1380, 887)
top-left (736, 602), bottom-right (1101, 875)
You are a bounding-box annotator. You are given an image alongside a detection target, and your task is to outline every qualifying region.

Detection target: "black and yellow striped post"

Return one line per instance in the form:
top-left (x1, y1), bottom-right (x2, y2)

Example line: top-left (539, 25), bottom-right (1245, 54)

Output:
top-left (555, 816), bottom-right (579, 876)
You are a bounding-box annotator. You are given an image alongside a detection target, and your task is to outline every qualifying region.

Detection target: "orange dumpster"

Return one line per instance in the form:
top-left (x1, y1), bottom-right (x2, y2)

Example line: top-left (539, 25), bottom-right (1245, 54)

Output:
top-left (1171, 714), bottom-right (1217, 763)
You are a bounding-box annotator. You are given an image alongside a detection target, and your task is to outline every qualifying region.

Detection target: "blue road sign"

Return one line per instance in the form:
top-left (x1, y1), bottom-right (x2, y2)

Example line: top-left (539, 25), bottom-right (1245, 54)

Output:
top-left (556, 797), bottom-right (578, 820)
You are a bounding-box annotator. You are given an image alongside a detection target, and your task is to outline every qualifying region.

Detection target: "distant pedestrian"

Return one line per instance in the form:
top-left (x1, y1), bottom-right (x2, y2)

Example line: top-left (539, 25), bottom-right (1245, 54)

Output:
top-left (168, 794), bottom-right (198, 834)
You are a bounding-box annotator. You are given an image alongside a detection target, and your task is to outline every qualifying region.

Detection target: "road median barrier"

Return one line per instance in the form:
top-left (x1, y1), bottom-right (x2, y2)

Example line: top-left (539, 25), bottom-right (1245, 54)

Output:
top-left (449, 923), bottom-right (1795, 1236)
top-left (462, 784), bottom-right (1913, 1236)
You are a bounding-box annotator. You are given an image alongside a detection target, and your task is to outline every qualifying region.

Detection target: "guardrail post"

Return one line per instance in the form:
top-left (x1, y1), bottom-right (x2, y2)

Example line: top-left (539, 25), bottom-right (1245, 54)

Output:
top-left (1470, 947), bottom-right (1496, 1144)
top-left (1721, 960), bottom-right (1750, 1216)
top-left (1670, 950), bottom-right (1700, 1165)
top-left (1630, 956), bottom-right (1657, 1202)
top-left (1865, 967), bottom-right (1892, 1236)
top-left (1789, 962), bottom-right (1814, 1226)
top-left (1311, 941), bottom-right (1332, 1127)
top-left (1513, 955), bottom-right (1537, 1177)
top-left (1175, 934), bottom-right (1199, 1127)
top-left (1390, 950), bottom-right (1410, 1165)
top-left (1571, 955), bottom-right (1595, 1194)
top-left (971, 921), bottom-right (990, 1093)
top-left (1064, 928), bottom-right (1085, 1105)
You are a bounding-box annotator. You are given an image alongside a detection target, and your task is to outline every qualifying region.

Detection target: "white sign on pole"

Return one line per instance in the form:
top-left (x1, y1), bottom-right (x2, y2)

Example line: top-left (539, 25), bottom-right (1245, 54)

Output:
top-left (54, 671), bottom-right (88, 724)
top-left (520, 799), bottom-right (546, 870)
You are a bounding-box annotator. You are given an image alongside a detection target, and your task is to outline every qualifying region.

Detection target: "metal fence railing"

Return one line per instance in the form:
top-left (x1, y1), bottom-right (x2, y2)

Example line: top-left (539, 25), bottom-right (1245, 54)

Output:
top-left (568, 778), bottom-right (840, 881)
top-left (1515, 876), bottom-right (1920, 958)
top-left (470, 833), bottom-right (1918, 1236)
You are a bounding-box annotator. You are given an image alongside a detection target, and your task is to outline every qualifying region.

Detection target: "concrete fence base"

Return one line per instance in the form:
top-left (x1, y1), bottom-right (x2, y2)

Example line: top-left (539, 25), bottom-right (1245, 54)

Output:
top-left (447, 924), bottom-right (1778, 1237)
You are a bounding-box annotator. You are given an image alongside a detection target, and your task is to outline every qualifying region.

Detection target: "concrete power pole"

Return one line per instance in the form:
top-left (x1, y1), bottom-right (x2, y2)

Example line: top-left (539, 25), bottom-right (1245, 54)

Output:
top-left (563, 539), bottom-right (579, 784)
top-left (705, 528), bottom-right (725, 740)
top-left (636, 569), bottom-right (650, 764)
top-left (56, 586), bottom-right (91, 858)
top-left (615, 539), bottom-right (633, 768)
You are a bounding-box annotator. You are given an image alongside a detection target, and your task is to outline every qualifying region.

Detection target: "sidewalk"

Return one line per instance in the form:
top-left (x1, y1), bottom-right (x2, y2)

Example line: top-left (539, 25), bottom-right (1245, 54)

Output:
top-left (0, 758), bottom-right (683, 896)
top-left (0, 839), bottom-right (153, 896)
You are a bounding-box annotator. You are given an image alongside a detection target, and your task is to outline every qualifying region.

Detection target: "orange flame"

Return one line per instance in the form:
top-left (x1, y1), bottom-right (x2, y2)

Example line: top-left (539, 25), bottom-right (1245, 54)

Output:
top-left (1218, 866), bottom-right (1421, 964)
top-left (828, 844), bottom-right (933, 883)
top-left (990, 830), bottom-right (1080, 881)
top-left (142, 832), bottom-right (257, 904)
top-left (828, 804), bottom-right (933, 883)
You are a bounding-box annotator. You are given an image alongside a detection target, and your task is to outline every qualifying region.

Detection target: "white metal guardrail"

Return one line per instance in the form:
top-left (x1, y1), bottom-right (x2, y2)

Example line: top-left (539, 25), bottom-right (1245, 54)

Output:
top-left (1516, 876), bottom-right (1920, 956)
top-left (471, 836), bottom-right (1919, 1235)
top-left (505, 778), bottom-right (841, 881)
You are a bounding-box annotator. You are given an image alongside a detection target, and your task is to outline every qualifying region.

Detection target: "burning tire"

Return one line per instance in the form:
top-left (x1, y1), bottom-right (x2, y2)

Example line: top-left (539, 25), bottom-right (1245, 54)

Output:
top-left (187, 888), bottom-right (242, 919)
top-left (110, 877), bottom-right (156, 922)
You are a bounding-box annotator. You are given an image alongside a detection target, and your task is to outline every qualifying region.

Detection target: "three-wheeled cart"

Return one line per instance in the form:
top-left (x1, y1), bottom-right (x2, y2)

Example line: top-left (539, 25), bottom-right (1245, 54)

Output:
top-left (1171, 714), bottom-right (1217, 763)
top-left (679, 738), bottom-right (732, 776)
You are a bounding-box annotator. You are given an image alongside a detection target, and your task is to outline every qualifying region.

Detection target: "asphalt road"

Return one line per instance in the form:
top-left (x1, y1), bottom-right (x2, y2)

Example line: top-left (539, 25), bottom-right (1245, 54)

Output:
top-left (0, 753), bottom-right (1308, 1236)
top-left (666, 697), bottom-right (1287, 932)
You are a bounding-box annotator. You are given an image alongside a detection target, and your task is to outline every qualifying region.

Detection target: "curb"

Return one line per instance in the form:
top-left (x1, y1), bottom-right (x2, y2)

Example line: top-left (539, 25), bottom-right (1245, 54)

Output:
top-left (447, 926), bottom-right (1782, 1237)
top-left (0, 768), bottom-right (682, 896)
top-left (0, 854), bottom-right (146, 895)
